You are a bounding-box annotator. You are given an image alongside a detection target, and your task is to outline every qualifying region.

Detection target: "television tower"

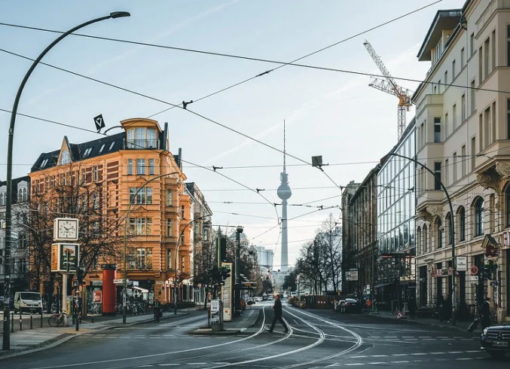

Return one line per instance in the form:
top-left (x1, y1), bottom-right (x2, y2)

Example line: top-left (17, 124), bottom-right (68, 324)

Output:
top-left (277, 121), bottom-right (291, 272)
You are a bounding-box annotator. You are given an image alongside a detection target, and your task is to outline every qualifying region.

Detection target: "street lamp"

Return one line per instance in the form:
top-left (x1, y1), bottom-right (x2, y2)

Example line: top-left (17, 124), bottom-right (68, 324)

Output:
top-left (389, 152), bottom-right (457, 325)
top-left (122, 171), bottom-right (180, 324)
top-left (172, 213), bottom-right (212, 315)
top-left (2, 11), bottom-right (130, 351)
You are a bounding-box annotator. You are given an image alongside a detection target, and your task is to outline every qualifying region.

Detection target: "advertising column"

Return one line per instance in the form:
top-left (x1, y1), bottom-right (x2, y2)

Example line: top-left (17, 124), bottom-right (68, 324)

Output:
top-left (102, 264), bottom-right (116, 314)
top-left (221, 262), bottom-right (233, 322)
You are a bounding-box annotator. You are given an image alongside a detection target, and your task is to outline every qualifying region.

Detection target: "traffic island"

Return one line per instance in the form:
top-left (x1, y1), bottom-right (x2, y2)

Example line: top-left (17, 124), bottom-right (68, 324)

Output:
top-left (190, 308), bottom-right (261, 336)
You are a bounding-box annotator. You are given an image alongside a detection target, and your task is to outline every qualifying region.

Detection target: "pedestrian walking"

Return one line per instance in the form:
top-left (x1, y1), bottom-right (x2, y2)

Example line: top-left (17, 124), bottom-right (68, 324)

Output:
top-left (154, 299), bottom-right (161, 322)
top-left (268, 294), bottom-right (288, 333)
top-left (480, 297), bottom-right (492, 329)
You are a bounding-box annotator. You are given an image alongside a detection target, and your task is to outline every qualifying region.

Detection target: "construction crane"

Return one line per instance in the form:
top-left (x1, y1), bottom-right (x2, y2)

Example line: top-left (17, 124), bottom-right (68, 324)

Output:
top-left (363, 40), bottom-right (413, 139)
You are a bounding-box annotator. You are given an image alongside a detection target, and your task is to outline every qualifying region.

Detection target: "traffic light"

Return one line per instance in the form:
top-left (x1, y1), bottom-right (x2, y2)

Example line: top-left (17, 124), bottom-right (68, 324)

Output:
top-left (220, 236), bottom-right (227, 262)
top-left (221, 266), bottom-right (231, 280)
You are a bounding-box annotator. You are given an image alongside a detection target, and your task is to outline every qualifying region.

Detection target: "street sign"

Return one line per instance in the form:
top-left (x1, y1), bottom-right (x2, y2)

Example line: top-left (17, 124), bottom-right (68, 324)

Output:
top-left (94, 114), bottom-right (105, 132)
top-left (210, 299), bottom-right (220, 313)
top-left (345, 269), bottom-right (358, 281)
top-left (470, 265), bottom-right (479, 275)
top-left (456, 256), bottom-right (467, 271)
top-left (114, 279), bottom-right (129, 285)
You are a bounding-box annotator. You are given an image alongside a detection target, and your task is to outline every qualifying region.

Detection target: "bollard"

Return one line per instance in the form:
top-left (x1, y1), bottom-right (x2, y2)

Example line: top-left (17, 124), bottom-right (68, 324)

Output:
top-left (11, 311), bottom-right (14, 332)
top-left (30, 313), bottom-right (33, 329)
top-left (19, 311), bottom-right (23, 331)
top-left (40, 310), bottom-right (43, 328)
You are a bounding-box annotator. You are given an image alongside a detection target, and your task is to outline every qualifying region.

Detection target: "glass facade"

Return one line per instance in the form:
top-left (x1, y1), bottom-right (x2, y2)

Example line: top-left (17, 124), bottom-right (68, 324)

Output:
top-left (377, 124), bottom-right (416, 256)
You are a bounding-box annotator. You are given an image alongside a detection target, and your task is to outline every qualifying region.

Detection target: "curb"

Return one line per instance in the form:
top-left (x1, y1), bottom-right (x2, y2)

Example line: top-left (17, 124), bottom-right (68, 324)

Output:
top-left (0, 311), bottom-right (190, 360)
top-left (366, 311), bottom-right (481, 336)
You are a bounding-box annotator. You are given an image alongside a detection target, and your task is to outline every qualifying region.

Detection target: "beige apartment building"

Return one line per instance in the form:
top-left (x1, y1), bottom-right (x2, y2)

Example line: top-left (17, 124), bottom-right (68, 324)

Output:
top-left (414, 0), bottom-right (510, 322)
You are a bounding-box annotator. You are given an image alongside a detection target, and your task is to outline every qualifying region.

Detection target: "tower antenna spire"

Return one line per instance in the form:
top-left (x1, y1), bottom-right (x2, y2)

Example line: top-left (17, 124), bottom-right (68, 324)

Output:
top-left (283, 120), bottom-right (286, 172)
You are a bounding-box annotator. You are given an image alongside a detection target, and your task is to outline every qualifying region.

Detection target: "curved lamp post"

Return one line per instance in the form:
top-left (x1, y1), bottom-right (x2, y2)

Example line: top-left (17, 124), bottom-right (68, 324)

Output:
top-left (2, 11), bottom-right (130, 351)
top-left (122, 171), bottom-right (180, 324)
top-left (389, 153), bottom-right (457, 325)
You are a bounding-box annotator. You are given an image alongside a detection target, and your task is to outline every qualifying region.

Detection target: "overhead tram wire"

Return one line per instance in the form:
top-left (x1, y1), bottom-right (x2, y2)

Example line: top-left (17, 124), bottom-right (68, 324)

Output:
top-left (0, 0), bottom-right (441, 117)
top-left (0, 48), bottom-right (343, 192)
top-left (180, 159), bottom-right (281, 224)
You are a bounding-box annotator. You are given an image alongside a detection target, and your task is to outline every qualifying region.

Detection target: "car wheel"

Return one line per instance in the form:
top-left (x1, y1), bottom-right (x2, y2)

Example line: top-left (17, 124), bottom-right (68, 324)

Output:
top-left (487, 350), bottom-right (505, 359)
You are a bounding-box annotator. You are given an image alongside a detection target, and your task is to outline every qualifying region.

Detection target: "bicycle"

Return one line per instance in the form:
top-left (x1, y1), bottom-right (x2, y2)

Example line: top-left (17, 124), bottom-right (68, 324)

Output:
top-left (48, 312), bottom-right (67, 327)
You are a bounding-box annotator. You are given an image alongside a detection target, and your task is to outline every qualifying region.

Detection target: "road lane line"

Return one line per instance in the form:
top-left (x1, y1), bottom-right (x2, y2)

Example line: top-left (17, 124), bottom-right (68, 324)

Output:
top-left (26, 307), bottom-right (267, 369)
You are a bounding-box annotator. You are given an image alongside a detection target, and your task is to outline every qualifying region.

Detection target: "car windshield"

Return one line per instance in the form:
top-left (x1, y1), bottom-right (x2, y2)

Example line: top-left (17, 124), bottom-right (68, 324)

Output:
top-left (20, 293), bottom-right (40, 300)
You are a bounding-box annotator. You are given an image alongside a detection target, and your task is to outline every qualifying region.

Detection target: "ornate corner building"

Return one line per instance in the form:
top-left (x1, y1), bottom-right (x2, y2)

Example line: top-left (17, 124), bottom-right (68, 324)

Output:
top-left (414, 0), bottom-right (510, 322)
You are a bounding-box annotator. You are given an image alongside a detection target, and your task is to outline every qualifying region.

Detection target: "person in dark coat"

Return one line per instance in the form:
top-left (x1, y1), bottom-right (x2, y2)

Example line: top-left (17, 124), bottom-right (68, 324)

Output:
top-left (480, 297), bottom-right (492, 329)
top-left (269, 294), bottom-right (288, 333)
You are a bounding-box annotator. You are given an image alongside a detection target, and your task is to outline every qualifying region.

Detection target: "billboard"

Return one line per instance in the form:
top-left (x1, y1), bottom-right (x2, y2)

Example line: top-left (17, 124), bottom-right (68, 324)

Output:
top-left (51, 243), bottom-right (80, 272)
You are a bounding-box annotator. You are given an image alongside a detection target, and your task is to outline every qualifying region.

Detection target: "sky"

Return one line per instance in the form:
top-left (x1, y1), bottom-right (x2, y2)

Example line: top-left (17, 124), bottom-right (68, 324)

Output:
top-left (0, 0), bottom-right (464, 270)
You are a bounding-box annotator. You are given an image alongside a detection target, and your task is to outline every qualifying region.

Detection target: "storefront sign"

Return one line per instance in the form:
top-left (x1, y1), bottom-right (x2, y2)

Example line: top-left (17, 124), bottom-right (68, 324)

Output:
top-left (345, 269), bottom-right (358, 281)
top-left (456, 256), bottom-right (467, 271)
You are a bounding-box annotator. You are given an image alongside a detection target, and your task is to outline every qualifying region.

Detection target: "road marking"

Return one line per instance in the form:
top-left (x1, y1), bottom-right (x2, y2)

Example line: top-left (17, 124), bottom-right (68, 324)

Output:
top-left (430, 352), bottom-right (445, 355)
top-left (344, 364), bottom-right (364, 366)
top-left (390, 361), bottom-right (410, 364)
top-left (157, 364), bottom-right (179, 367)
top-left (410, 353), bottom-right (427, 356)
top-left (456, 357), bottom-right (472, 360)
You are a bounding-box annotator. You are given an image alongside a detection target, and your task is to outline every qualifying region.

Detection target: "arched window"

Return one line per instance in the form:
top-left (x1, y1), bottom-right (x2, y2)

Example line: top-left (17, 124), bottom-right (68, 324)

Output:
top-left (445, 213), bottom-right (452, 245)
top-left (505, 184), bottom-right (510, 227)
top-left (457, 206), bottom-right (466, 241)
top-left (473, 197), bottom-right (484, 237)
top-left (435, 217), bottom-right (443, 249)
top-left (423, 224), bottom-right (428, 253)
top-left (417, 227), bottom-right (422, 255)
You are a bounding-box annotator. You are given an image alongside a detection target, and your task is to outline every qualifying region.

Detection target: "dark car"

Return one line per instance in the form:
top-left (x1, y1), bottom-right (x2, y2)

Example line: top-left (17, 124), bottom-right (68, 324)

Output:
top-left (338, 298), bottom-right (362, 313)
top-left (480, 324), bottom-right (510, 358)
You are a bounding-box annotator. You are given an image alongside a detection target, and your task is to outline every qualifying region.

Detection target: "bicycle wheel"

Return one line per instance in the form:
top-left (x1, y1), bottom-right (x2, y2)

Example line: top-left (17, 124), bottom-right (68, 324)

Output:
top-left (48, 315), bottom-right (58, 327)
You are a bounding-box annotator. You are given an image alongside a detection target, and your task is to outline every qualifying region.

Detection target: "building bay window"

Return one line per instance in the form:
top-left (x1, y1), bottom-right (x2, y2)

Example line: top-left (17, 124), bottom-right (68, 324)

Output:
top-left (127, 127), bottom-right (158, 149)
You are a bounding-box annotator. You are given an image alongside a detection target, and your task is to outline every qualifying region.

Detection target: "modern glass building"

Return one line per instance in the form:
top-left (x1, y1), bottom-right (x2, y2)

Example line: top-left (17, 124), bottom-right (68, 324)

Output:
top-left (376, 119), bottom-right (416, 311)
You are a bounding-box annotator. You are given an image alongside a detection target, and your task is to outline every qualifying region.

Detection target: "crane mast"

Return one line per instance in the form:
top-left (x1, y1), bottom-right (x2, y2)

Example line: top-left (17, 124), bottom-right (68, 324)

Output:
top-left (363, 41), bottom-right (413, 139)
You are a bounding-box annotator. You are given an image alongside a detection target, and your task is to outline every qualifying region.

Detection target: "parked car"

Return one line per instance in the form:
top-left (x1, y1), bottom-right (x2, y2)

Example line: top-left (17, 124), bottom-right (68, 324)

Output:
top-left (14, 291), bottom-right (43, 314)
top-left (480, 324), bottom-right (510, 358)
top-left (337, 298), bottom-right (362, 313)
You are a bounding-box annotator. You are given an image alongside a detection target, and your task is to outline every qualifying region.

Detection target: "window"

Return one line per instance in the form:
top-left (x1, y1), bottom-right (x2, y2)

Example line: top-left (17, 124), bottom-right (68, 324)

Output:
top-left (417, 227), bottom-right (422, 255)
top-left (181, 205), bottom-right (185, 219)
top-left (136, 159), bottom-right (145, 175)
top-left (83, 147), bottom-right (92, 157)
top-left (166, 219), bottom-right (173, 237)
top-left (148, 159), bottom-right (155, 175)
top-left (506, 185), bottom-right (510, 227)
top-left (461, 145), bottom-right (466, 177)
top-left (452, 59), bottom-right (456, 79)
top-left (61, 150), bottom-right (71, 165)
top-left (92, 166), bottom-right (99, 182)
top-left (458, 207), bottom-right (466, 241)
top-left (434, 117), bottom-right (441, 142)
top-left (434, 162), bottom-right (441, 190)
top-left (479, 114), bottom-right (484, 151)
top-left (127, 159), bottom-right (133, 175)
top-left (18, 233), bottom-right (27, 249)
top-left (461, 48), bottom-right (465, 66)
top-left (438, 79), bottom-right (442, 93)
top-left (479, 46), bottom-right (483, 84)
top-left (446, 213), bottom-right (452, 245)
top-left (453, 152), bottom-right (457, 182)
top-left (474, 197), bottom-right (484, 237)
top-left (0, 191), bottom-right (6, 206)
top-left (507, 26), bottom-right (510, 66)
top-left (128, 247), bottom-right (152, 269)
top-left (484, 107), bottom-right (490, 147)
top-left (471, 137), bottom-right (476, 170)
top-left (492, 30), bottom-right (496, 71)
top-left (420, 123), bottom-right (425, 147)
top-left (445, 113), bottom-right (449, 135)
top-left (129, 218), bottom-right (152, 235)
top-left (508, 99), bottom-right (510, 139)
top-left (99, 144), bottom-right (105, 153)
top-left (166, 189), bottom-right (173, 206)
top-left (484, 37), bottom-right (490, 78)
top-left (129, 187), bottom-right (153, 205)
top-left (471, 80), bottom-right (476, 113)
top-left (40, 158), bottom-right (48, 168)
top-left (127, 127), bottom-right (158, 149)
top-left (109, 141), bottom-right (115, 151)
top-left (444, 71), bottom-right (448, 85)
top-left (492, 101), bottom-right (496, 143)
top-left (490, 194), bottom-right (495, 233)
top-left (423, 225), bottom-right (428, 253)
top-left (444, 159), bottom-right (449, 185)
top-left (461, 95), bottom-right (466, 122)
top-left (17, 187), bottom-right (27, 202)
top-left (167, 249), bottom-right (172, 270)
top-left (470, 33), bottom-right (474, 56)
top-left (435, 218), bottom-right (443, 249)
top-left (453, 104), bottom-right (457, 128)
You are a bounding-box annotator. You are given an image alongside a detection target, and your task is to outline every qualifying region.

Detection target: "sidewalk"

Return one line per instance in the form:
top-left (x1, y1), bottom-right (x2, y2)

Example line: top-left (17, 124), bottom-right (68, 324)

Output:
top-left (192, 307), bottom-right (261, 335)
top-left (0, 309), bottom-right (194, 360)
top-left (366, 309), bottom-right (482, 335)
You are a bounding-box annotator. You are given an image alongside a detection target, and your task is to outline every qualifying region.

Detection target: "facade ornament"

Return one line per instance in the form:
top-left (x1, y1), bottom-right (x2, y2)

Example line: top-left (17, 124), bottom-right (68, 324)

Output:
top-left (417, 205), bottom-right (442, 222)
top-left (495, 162), bottom-right (510, 178)
top-left (476, 169), bottom-right (500, 191)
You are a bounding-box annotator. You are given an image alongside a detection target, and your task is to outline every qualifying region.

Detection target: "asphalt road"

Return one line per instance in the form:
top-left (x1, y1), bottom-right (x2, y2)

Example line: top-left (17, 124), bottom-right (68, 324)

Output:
top-left (2, 301), bottom-right (509, 368)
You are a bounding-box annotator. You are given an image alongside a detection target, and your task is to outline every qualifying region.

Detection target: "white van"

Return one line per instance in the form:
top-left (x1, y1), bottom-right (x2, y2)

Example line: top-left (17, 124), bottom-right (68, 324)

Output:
top-left (14, 291), bottom-right (43, 314)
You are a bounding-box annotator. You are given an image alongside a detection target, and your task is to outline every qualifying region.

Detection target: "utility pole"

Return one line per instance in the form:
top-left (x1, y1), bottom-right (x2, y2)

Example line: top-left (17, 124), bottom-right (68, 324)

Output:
top-left (235, 226), bottom-right (243, 316)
